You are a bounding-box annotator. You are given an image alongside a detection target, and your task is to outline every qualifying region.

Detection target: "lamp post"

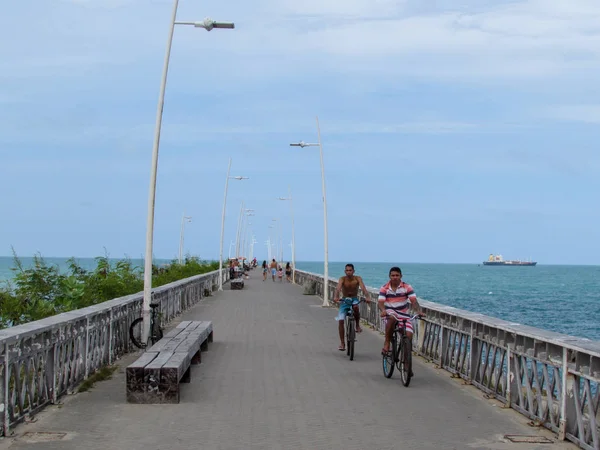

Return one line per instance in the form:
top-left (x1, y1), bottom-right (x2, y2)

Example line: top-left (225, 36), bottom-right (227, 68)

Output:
top-left (235, 203), bottom-right (254, 258)
top-left (218, 157), bottom-right (248, 290)
top-left (277, 186), bottom-right (296, 283)
top-left (142, 2), bottom-right (235, 346)
top-left (271, 218), bottom-right (282, 264)
top-left (249, 236), bottom-right (257, 261)
top-left (289, 116), bottom-right (329, 306)
top-left (268, 225), bottom-right (276, 262)
top-left (241, 213), bottom-right (254, 259)
top-left (178, 213), bottom-right (192, 264)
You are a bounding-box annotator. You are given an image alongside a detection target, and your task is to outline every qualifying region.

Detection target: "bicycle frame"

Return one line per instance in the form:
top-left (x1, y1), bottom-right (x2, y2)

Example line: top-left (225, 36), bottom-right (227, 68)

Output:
top-left (341, 297), bottom-right (364, 361)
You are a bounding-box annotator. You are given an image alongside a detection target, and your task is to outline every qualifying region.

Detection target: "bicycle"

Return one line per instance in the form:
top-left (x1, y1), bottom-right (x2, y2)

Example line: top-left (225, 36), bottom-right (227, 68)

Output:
top-left (129, 302), bottom-right (164, 349)
top-left (381, 313), bottom-right (422, 386)
top-left (340, 297), bottom-right (365, 361)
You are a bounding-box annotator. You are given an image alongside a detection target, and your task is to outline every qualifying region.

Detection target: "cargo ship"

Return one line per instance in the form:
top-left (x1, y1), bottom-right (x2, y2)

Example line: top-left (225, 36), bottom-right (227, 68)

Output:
top-left (483, 254), bottom-right (537, 266)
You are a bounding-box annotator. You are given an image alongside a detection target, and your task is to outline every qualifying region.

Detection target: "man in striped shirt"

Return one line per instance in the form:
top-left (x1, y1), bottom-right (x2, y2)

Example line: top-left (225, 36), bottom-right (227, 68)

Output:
top-left (378, 266), bottom-right (423, 355)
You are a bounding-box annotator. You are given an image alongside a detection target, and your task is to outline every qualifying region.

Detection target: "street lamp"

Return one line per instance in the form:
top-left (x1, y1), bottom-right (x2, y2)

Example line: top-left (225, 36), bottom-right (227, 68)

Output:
top-left (238, 209), bottom-right (254, 258)
top-left (277, 186), bottom-right (296, 283)
top-left (141, 0), bottom-right (235, 347)
top-left (268, 225), bottom-right (276, 262)
top-left (249, 236), bottom-right (257, 261)
top-left (218, 157), bottom-right (248, 290)
top-left (235, 203), bottom-right (254, 258)
top-left (241, 213), bottom-right (254, 259)
top-left (179, 213), bottom-right (192, 264)
top-left (271, 218), bottom-right (283, 264)
top-left (289, 116), bottom-right (329, 306)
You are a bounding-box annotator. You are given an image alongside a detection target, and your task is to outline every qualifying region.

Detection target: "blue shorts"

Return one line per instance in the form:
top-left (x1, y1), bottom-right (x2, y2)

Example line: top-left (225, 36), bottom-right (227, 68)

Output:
top-left (336, 297), bottom-right (360, 321)
top-left (271, 268), bottom-right (276, 276)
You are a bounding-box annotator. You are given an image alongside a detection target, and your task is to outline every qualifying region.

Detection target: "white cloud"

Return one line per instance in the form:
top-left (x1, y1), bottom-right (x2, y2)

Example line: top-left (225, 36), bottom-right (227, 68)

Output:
top-left (544, 105), bottom-right (600, 124)
top-left (278, 0), bottom-right (405, 18)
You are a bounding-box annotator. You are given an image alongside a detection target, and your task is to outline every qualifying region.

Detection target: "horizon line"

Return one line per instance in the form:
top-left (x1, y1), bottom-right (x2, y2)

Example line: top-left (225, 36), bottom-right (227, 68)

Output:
top-left (0, 255), bottom-right (598, 267)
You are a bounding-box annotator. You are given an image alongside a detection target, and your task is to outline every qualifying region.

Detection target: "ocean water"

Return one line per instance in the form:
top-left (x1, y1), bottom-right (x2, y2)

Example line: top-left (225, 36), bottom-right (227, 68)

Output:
top-left (295, 261), bottom-right (600, 342)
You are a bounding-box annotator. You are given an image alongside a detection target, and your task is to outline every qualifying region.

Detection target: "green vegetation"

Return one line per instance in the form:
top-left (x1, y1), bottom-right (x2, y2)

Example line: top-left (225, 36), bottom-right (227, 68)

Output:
top-left (78, 365), bottom-right (119, 393)
top-left (0, 249), bottom-right (219, 329)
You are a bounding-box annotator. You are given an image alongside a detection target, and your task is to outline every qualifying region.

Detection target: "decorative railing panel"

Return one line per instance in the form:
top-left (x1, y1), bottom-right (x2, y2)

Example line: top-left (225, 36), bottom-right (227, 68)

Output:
top-left (0, 268), bottom-right (229, 436)
top-left (294, 269), bottom-right (600, 450)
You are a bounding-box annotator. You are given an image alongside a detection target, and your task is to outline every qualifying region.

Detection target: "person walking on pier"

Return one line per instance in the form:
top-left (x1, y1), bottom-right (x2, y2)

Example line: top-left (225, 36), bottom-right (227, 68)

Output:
top-left (285, 262), bottom-right (292, 282)
top-left (262, 260), bottom-right (268, 281)
top-left (269, 259), bottom-right (277, 282)
top-left (333, 264), bottom-right (371, 351)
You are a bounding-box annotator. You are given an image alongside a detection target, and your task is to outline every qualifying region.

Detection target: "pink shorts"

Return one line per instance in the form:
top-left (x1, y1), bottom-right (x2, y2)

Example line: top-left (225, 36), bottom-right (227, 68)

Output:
top-left (385, 311), bottom-right (414, 333)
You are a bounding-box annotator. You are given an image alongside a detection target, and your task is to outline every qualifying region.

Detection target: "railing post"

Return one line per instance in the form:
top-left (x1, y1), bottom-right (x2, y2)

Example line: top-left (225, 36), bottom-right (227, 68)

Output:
top-left (84, 317), bottom-right (90, 380)
top-left (468, 323), bottom-right (479, 382)
top-left (558, 347), bottom-right (568, 440)
top-left (51, 340), bottom-right (58, 404)
top-left (108, 309), bottom-right (114, 365)
top-left (505, 343), bottom-right (513, 407)
top-left (2, 342), bottom-right (9, 436)
top-left (440, 325), bottom-right (449, 367)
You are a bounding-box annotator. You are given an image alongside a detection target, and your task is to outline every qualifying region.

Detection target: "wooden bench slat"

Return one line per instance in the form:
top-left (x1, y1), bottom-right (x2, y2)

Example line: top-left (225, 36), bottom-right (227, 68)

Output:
top-left (126, 352), bottom-right (159, 403)
top-left (159, 353), bottom-right (192, 403)
top-left (162, 326), bottom-right (186, 339)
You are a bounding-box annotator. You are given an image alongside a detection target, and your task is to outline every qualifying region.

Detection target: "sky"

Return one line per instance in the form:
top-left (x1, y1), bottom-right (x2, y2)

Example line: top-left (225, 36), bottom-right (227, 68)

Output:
top-left (1, 0), bottom-right (600, 265)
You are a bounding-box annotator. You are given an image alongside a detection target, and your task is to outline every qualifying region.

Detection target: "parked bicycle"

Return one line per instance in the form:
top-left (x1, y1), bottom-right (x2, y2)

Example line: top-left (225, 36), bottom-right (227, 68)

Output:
top-left (381, 313), bottom-right (422, 386)
top-left (341, 297), bottom-right (365, 361)
top-left (129, 302), bottom-right (164, 349)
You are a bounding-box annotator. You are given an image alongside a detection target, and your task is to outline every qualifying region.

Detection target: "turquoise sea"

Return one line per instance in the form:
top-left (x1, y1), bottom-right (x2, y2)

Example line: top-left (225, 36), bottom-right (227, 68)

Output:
top-left (2, 257), bottom-right (599, 342)
top-left (294, 261), bottom-right (600, 342)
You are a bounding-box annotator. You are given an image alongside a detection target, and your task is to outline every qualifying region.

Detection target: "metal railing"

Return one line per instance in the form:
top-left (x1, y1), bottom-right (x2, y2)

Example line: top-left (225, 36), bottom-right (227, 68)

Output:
top-left (294, 269), bottom-right (600, 450)
top-left (0, 268), bottom-right (230, 436)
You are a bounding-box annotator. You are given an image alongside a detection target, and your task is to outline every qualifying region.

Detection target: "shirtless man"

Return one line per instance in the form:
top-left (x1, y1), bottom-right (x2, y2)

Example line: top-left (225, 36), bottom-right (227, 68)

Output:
top-left (333, 264), bottom-right (371, 351)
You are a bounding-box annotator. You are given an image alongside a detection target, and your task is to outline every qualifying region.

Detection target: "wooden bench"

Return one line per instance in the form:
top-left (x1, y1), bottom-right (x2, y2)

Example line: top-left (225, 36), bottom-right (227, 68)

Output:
top-left (126, 320), bottom-right (213, 404)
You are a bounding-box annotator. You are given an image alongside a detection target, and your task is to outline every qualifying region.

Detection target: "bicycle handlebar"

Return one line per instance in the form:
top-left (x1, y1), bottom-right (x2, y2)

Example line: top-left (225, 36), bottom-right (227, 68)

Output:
top-left (338, 297), bottom-right (367, 304)
top-left (383, 313), bottom-right (425, 322)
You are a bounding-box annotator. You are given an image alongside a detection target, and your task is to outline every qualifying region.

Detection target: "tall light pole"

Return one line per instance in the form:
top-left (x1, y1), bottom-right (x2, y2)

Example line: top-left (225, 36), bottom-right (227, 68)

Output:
top-left (268, 225), bottom-right (276, 262)
top-left (228, 240), bottom-right (234, 260)
top-left (289, 116), bottom-right (329, 306)
top-left (249, 236), bottom-right (257, 261)
top-left (271, 218), bottom-right (282, 264)
top-left (277, 186), bottom-right (296, 282)
top-left (178, 213), bottom-right (192, 264)
top-left (218, 157), bottom-right (248, 290)
top-left (142, 3), bottom-right (235, 345)
top-left (241, 212), bottom-right (254, 259)
top-left (235, 204), bottom-right (254, 258)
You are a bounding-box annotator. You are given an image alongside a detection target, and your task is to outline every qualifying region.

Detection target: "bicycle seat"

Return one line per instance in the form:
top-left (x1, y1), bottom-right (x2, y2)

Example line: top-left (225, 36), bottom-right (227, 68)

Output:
top-left (149, 302), bottom-right (160, 309)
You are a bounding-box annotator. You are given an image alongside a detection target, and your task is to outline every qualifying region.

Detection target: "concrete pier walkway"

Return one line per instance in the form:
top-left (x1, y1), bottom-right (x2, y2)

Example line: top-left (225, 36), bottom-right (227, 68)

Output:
top-left (0, 273), bottom-right (576, 450)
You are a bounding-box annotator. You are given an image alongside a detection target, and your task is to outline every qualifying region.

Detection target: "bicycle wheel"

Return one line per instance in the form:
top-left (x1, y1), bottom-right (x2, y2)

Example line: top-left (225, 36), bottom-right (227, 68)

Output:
top-left (400, 336), bottom-right (412, 387)
top-left (151, 321), bottom-right (163, 345)
top-left (129, 317), bottom-right (146, 349)
top-left (382, 333), bottom-right (396, 378)
top-left (347, 318), bottom-right (355, 361)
